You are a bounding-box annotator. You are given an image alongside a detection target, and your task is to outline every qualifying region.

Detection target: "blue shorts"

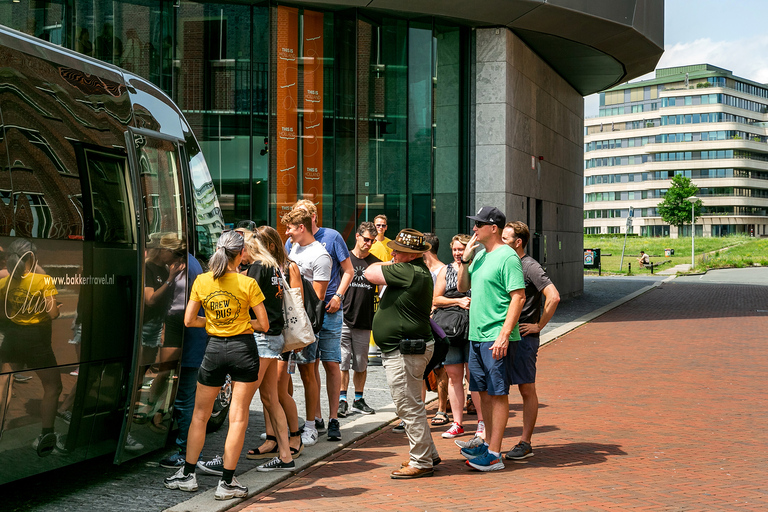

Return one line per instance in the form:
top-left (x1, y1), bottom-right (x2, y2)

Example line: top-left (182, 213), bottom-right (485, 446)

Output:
top-left (254, 332), bottom-right (285, 359)
top-left (298, 308), bottom-right (342, 364)
top-left (467, 340), bottom-right (515, 396)
top-left (198, 334), bottom-right (260, 386)
top-left (443, 343), bottom-right (470, 366)
top-left (510, 335), bottom-right (539, 385)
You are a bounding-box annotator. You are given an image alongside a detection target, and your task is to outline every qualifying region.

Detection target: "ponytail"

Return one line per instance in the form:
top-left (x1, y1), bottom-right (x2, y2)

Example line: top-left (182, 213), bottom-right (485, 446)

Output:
top-left (208, 230), bottom-right (244, 279)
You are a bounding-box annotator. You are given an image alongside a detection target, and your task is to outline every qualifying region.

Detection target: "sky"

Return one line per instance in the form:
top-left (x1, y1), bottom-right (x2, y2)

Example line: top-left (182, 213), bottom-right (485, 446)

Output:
top-left (584, 0), bottom-right (768, 117)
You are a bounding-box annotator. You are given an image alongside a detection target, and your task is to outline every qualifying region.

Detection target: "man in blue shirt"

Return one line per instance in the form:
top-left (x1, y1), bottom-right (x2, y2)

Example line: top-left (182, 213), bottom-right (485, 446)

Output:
top-left (286, 199), bottom-right (354, 442)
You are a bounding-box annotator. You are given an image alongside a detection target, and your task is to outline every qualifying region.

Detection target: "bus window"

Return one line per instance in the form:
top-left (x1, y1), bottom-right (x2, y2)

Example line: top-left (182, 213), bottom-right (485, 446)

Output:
top-left (84, 150), bottom-right (134, 244)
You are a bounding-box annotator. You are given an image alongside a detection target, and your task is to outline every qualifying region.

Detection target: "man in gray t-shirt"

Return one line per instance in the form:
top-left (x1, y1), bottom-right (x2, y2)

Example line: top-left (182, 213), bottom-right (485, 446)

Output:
top-left (501, 221), bottom-right (560, 462)
top-left (282, 209), bottom-right (331, 446)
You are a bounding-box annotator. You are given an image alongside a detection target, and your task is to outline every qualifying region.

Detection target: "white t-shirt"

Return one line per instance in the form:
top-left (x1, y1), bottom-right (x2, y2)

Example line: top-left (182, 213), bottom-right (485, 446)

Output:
top-left (289, 240), bottom-right (332, 283)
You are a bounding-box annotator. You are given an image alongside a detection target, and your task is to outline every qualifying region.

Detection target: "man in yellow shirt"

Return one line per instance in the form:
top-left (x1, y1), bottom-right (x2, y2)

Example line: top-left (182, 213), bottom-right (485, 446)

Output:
top-left (369, 214), bottom-right (393, 262)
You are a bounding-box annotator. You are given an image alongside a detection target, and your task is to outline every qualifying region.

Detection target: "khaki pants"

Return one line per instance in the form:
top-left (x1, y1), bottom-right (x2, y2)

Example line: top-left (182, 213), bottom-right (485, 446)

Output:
top-left (382, 341), bottom-right (439, 469)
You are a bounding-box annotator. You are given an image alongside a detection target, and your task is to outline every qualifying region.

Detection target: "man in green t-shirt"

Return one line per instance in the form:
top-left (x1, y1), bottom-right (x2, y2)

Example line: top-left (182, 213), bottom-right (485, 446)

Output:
top-left (457, 206), bottom-right (525, 472)
top-left (365, 229), bottom-right (439, 480)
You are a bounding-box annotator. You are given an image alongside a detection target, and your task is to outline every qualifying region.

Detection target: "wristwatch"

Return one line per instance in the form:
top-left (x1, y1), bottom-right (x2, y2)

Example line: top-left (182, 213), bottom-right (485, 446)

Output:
top-left (461, 257), bottom-right (471, 264)
top-left (334, 292), bottom-right (344, 301)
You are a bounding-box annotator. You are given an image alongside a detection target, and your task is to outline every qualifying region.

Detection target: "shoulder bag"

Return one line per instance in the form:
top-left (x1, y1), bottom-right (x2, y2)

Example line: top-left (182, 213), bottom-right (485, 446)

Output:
top-left (431, 305), bottom-right (469, 347)
top-left (278, 268), bottom-right (316, 352)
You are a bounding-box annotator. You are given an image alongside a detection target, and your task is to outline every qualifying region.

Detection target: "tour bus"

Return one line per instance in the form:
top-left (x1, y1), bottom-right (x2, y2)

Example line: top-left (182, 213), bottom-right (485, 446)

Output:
top-left (0, 25), bottom-right (225, 484)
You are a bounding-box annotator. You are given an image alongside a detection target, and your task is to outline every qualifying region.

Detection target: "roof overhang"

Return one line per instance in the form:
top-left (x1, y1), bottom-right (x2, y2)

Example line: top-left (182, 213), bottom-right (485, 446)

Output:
top-left (289, 0), bottom-right (664, 96)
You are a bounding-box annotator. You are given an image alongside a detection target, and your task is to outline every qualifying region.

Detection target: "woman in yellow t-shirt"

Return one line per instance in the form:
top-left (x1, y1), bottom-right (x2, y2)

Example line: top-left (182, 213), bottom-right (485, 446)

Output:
top-left (164, 230), bottom-right (268, 499)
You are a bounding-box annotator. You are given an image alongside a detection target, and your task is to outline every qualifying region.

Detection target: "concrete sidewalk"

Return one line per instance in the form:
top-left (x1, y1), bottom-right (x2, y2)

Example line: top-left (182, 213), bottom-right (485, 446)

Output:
top-left (226, 276), bottom-right (768, 511)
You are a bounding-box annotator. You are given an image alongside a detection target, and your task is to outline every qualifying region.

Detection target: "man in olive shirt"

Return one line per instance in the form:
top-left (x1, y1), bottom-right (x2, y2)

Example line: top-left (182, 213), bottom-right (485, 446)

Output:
top-left (365, 229), bottom-right (439, 479)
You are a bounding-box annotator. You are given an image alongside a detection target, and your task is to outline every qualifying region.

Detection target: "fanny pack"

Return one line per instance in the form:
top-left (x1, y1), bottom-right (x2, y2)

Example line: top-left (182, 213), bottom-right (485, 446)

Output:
top-left (399, 339), bottom-right (426, 354)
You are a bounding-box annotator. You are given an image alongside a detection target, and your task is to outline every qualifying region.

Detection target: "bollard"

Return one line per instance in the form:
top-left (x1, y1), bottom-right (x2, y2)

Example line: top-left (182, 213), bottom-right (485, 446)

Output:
top-left (628, 262), bottom-right (632, 275)
top-left (650, 263), bottom-right (654, 275)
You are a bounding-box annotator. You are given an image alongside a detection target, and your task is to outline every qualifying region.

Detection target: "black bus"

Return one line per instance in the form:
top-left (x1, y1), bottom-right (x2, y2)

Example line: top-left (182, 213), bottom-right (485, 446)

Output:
top-left (0, 24), bottom-right (224, 484)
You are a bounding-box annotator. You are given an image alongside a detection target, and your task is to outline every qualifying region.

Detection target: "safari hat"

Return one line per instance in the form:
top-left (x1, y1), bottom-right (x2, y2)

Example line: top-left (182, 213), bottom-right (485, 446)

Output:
top-left (387, 228), bottom-right (432, 254)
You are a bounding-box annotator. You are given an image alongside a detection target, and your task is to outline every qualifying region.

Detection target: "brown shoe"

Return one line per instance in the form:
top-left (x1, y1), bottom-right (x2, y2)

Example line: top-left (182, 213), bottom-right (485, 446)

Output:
top-left (400, 456), bottom-right (441, 468)
top-left (391, 465), bottom-right (434, 479)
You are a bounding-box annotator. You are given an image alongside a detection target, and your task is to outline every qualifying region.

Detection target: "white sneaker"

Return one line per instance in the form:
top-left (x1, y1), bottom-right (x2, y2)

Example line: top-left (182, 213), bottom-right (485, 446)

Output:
top-left (164, 467), bottom-right (198, 492)
top-left (301, 427), bottom-right (318, 447)
top-left (476, 420), bottom-right (486, 439)
top-left (215, 475), bottom-right (247, 500)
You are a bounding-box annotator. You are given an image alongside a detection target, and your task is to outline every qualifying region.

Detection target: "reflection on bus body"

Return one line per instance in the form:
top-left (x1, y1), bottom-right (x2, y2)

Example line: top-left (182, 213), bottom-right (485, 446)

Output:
top-left (0, 240), bottom-right (63, 455)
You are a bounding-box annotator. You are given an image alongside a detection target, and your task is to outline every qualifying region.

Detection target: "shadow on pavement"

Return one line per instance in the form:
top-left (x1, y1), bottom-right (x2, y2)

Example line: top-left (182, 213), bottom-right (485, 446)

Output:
top-left (509, 442), bottom-right (627, 468)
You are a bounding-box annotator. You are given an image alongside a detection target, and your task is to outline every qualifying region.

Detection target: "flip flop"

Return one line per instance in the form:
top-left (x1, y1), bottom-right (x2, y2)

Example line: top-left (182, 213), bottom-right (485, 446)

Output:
top-left (431, 411), bottom-right (450, 426)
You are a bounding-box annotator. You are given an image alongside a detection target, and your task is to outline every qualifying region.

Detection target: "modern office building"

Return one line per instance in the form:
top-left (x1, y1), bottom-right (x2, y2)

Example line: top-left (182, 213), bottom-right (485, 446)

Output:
top-left (585, 64), bottom-right (768, 238)
top-left (1, 1), bottom-right (663, 297)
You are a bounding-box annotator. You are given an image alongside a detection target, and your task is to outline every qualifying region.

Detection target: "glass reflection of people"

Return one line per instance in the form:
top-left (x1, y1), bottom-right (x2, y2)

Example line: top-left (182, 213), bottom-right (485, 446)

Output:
top-left (158, 250), bottom-right (207, 469)
top-left (136, 234), bottom-right (185, 429)
top-left (121, 28), bottom-right (143, 72)
top-left (76, 27), bottom-right (93, 56)
top-left (0, 240), bottom-right (63, 453)
top-left (164, 231), bottom-right (269, 500)
top-left (95, 23), bottom-right (122, 64)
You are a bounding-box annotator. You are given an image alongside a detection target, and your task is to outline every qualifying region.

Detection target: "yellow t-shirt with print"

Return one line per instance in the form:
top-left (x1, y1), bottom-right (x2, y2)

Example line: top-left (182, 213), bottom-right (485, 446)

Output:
top-left (190, 272), bottom-right (265, 337)
top-left (369, 237), bottom-right (393, 262)
top-left (0, 273), bottom-right (58, 325)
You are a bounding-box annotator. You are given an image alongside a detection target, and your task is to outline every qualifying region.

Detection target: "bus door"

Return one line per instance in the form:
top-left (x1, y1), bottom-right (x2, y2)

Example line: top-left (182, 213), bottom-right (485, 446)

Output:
top-left (116, 129), bottom-right (187, 463)
top-left (73, 146), bottom-right (140, 462)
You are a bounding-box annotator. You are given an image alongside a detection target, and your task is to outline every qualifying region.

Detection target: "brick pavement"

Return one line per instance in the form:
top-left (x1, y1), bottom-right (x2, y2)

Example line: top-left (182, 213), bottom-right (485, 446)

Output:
top-left (231, 281), bottom-right (768, 511)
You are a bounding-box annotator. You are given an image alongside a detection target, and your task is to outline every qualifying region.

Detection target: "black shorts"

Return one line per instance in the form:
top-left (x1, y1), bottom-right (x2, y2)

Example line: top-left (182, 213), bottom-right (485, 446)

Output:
top-left (0, 322), bottom-right (57, 370)
top-left (198, 334), bottom-right (260, 387)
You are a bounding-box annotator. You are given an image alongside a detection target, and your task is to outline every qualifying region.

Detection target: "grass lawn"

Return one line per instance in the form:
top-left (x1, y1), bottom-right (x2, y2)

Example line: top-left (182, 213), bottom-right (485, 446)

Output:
top-left (698, 237), bottom-right (768, 270)
top-left (583, 235), bottom-right (757, 274)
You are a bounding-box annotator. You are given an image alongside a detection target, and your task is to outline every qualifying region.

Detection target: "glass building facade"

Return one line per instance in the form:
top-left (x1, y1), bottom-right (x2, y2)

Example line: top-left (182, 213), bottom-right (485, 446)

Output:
top-left (1, 1), bottom-right (469, 256)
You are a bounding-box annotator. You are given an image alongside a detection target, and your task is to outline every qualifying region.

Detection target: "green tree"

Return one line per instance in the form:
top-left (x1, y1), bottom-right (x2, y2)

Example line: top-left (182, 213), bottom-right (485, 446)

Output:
top-left (657, 174), bottom-right (702, 231)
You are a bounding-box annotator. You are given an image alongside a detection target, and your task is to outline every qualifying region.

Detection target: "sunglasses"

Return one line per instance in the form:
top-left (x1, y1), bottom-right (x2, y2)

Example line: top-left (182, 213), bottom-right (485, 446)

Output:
top-left (375, 224), bottom-right (387, 228)
top-left (360, 236), bottom-right (375, 244)
top-left (474, 221), bottom-right (493, 228)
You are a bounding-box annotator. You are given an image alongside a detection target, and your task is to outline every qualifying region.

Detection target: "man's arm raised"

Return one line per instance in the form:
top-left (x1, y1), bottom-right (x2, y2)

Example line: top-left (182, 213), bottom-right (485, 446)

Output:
top-left (457, 233), bottom-right (479, 293)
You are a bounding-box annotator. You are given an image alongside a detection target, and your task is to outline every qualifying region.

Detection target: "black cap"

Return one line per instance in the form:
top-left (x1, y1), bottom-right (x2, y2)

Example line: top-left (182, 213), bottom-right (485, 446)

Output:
top-left (467, 206), bottom-right (506, 229)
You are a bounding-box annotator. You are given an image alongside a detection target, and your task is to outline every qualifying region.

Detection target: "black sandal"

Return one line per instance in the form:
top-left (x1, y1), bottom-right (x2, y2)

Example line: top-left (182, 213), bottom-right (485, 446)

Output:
top-left (246, 434), bottom-right (278, 459)
top-left (290, 430), bottom-right (303, 459)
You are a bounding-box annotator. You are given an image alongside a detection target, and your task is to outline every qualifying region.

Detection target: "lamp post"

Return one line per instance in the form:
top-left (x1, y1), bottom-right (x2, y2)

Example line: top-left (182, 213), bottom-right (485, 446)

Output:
top-left (619, 206), bottom-right (633, 271)
top-left (685, 196), bottom-right (698, 268)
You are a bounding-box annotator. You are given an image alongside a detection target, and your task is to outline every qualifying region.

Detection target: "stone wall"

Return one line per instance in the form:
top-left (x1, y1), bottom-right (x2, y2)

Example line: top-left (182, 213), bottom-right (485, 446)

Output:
top-left (474, 27), bottom-right (584, 298)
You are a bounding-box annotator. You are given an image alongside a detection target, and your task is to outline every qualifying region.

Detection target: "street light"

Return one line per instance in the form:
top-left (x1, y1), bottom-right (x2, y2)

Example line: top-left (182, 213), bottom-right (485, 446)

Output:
top-left (685, 196), bottom-right (698, 268)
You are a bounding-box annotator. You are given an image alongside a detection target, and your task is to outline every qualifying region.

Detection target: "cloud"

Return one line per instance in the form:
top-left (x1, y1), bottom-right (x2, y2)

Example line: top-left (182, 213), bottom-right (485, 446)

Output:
top-left (658, 35), bottom-right (768, 84)
top-left (584, 35), bottom-right (768, 118)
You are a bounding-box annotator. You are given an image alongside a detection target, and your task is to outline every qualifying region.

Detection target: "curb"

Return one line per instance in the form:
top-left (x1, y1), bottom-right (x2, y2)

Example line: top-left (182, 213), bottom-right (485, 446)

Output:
top-left (539, 274), bottom-right (675, 348)
top-left (163, 404), bottom-right (400, 512)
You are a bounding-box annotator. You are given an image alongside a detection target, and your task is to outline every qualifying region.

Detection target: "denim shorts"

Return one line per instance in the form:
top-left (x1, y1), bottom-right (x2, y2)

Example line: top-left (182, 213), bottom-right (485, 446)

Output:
top-left (297, 308), bottom-right (342, 364)
top-left (198, 334), bottom-right (260, 386)
top-left (443, 342), bottom-right (470, 366)
top-left (254, 332), bottom-right (285, 359)
top-left (467, 340), bottom-right (515, 396)
top-left (510, 335), bottom-right (539, 385)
